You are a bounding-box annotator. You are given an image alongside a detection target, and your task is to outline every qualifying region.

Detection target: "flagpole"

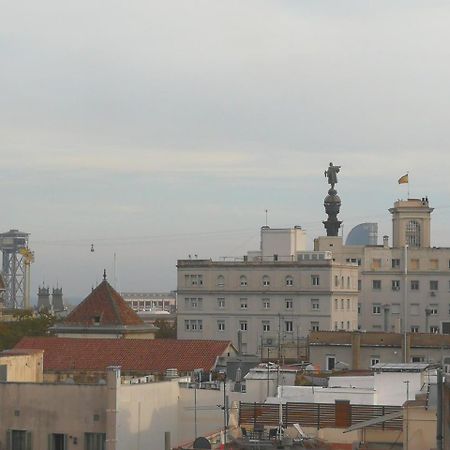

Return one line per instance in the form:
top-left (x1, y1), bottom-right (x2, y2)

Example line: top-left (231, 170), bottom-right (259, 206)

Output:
top-left (407, 171), bottom-right (410, 199)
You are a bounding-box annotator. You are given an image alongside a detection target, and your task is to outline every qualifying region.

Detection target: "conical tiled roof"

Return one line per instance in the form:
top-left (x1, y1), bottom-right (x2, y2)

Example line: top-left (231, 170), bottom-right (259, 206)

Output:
top-left (64, 280), bottom-right (143, 327)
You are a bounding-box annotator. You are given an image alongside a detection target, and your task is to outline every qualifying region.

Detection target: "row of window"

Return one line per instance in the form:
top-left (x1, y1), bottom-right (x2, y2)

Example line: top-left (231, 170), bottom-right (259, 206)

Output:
top-left (184, 319), bottom-right (320, 333)
top-left (333, 321), bottom-right (354, 331)
top-left (8, 431), bottom-right (105, 450)
top-left (370, 303), bottom-right (447, 315)
top-left (185, 274), bottom-right (322, 288)
top-left (371, 257), bottom-right (450, 270)
top-left (334, 298), bottom-right (354, 311)
top-left (370, 279), bottom-right (444, 291)
top-left (184, 297), bottom-right (323, 311)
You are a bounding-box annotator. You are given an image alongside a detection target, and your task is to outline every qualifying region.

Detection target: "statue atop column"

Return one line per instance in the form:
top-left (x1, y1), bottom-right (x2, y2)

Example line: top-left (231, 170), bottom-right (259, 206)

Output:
top-left (323, 162), bottom-right (342, 236)
top-left (324, 162), bottom-right (341, 190)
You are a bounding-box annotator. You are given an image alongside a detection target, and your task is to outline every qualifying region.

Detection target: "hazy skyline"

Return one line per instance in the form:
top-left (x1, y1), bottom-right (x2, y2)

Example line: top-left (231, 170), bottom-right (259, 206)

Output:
top-left (2, 1), bottom-right (450, 300)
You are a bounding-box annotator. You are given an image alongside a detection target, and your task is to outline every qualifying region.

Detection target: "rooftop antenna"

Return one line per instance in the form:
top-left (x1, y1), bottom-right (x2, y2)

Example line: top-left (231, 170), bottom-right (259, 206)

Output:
top-left (113, 253), bottom-right (118, 289)
top-left (265, 209), bottom-right (268, 227)
top-left (103, 269), bottom-right (107, 281)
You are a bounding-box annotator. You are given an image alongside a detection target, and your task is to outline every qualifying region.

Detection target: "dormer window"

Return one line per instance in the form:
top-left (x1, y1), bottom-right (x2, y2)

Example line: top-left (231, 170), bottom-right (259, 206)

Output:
top-left (93, 316), bottom-right (101, 326)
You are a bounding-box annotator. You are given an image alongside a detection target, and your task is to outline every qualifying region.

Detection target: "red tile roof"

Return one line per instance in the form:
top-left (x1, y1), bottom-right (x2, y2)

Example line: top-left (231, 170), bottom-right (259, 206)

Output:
top-left (15, 337), bottom-right (233, 373)
top-left (64, 280), bottom-right (143, 326)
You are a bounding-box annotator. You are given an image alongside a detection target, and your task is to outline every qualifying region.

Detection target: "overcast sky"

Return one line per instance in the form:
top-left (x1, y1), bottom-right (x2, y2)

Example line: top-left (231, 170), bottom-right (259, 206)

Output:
top-left (2, 1), bottom-right (450, 301)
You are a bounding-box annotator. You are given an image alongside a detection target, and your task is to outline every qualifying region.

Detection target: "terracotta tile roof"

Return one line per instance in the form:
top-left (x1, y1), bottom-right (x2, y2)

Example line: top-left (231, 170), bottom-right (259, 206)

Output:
top-left (14, 337), bottom-right (233, 373)
top-left (64, 280), bottom-right (143, 326)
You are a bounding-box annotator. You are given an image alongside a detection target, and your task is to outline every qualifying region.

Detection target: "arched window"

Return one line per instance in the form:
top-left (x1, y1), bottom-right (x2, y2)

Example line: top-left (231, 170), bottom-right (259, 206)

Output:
top-left (285, 276), bottom-right (293, 286)
top-left (217, 275), bottom-right (225, 288)
top-left (406, 220), bottom-right (421, 247)
top-left (262, 275), bottom-right (270, 287)
top-left (240, 275), bottom-right (248, 287)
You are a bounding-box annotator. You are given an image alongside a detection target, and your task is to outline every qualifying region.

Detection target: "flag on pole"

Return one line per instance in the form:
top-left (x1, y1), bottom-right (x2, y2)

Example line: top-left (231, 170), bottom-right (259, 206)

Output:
top-left (398, 174), bottom-right (409, 184)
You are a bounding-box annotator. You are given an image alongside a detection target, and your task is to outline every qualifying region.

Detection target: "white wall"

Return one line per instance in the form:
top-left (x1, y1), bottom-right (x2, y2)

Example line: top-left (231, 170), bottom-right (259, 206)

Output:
top-left (328, 375), bottom-right (374, 389)
top-left (117, 380), bottom-right (179, 450)
top-left (374, 372), bottom-right (423, 405)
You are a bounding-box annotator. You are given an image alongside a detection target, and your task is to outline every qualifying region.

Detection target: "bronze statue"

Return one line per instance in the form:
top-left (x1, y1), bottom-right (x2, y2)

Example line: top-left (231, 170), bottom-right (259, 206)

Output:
top-left (324, 162), bottom-right (340, 189)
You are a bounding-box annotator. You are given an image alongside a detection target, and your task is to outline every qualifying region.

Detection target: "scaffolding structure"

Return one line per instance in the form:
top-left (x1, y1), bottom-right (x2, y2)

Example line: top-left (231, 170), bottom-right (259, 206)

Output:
top-left (0, 229), bottom-right (33, 309)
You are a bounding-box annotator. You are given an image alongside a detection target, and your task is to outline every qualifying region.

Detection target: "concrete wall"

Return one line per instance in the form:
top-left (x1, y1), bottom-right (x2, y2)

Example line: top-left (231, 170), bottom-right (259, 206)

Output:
top-left (117, 380), bottom-right (179, 450)
top-left (404, 403), bottom-right (436, 450)
top-left (0, 382), bottom-right (108, 450)
top-left (0, 351), bottom-right (43, 382)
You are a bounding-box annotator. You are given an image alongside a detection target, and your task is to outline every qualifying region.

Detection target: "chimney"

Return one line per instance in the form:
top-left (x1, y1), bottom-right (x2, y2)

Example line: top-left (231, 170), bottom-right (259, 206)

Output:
top-left (383, 235), bottom-right (389, 248)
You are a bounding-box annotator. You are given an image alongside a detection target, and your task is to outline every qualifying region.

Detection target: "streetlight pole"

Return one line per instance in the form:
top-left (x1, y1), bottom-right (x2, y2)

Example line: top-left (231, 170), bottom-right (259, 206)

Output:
top-left (404, 380), bottom-right (409, 450)
top-left (223, 373), bottom-right (227, 447)
top-left (267, 348), bottom-right (270, 397)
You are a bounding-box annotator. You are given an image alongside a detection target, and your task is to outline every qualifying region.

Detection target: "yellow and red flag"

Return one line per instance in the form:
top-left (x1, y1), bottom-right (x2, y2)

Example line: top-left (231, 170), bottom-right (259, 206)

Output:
top-left (398, 174), bottom-right (409, 184)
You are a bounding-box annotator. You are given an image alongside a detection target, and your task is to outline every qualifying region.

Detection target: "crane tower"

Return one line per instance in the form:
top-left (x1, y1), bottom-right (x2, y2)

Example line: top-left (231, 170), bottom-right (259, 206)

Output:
top-left (0, 229), bottom-right (34, 309)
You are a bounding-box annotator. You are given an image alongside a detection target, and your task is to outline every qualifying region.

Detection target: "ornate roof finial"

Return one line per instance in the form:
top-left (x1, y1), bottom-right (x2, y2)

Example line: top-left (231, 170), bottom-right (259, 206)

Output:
top-left (103, 269), bottom-right (107, 281)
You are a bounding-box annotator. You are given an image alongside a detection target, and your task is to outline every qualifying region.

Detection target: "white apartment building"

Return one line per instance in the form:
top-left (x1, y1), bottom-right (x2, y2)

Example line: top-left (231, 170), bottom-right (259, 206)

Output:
top-left (315, 197), bottom-right (450, 333)
top-left (177, 227), bottom-right (359, 355)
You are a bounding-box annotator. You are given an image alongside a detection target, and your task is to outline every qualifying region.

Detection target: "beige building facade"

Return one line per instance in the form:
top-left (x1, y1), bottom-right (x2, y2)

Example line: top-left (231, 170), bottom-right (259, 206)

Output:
top-left (315, 197), bottom-right (450, 334)
top-left (177, 227), bottom-right (359, 356)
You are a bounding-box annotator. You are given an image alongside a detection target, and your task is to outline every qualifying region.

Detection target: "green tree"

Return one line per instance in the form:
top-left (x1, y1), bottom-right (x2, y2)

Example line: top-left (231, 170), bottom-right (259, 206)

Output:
top-left (0, 311), bottom-right (57, 351)
top-left (154, 319), bottom-right (177, 339)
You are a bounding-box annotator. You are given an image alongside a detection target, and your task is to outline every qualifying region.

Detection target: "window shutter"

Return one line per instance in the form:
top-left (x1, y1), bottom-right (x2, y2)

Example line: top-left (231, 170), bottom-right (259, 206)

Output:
top-left (48, 434), bottom-right (54, 450)
top-left (26, 431), bottom-right (32, 450)
top-left (6, 430), bottom-right (12, 450)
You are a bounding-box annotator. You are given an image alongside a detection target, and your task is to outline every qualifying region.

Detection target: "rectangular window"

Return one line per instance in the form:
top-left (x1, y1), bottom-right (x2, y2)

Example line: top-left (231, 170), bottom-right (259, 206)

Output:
top-left (410, 304), bottom-right (419, 315)
top-left (240, 298), bottom-right (248, 309)
top-left (372, 280), bottom-right (381, 290)
top-left (358, 303), bottom-right (361, 314)
top-left (217, 320), bottom-right (225, 331)
top-left (370, 357), bottom-right (380, 367)
top-left (286, 277), bottom-right (293, 286)
top-left (262, 298), bottom-right (270, 309)
top-left (358, 279), bottom-right (362, 291)
top-left (391, 303), bottom-right (400, 314)
top-left (85, 433), bottom-right (106, 450)
top-left (8, 430), bottom-right (31, 450)
top-left (262, 321), bottom-right (270, 332)
top-left (430, 259), bottom-right (439, 270)
top-left (411, 280), bottom-right (419, 290)
top-left (410, 258), bottom-right (420, 270)
top-left (392, 280), bottom-right (400, 291)
top-left (391, 259), bottom-right (400, 268)
top-left (217, 298), bottom-right (225, 309)
top-left (311, 275), bottom-right (320, 286)
top-left (326, 355), bottom-right (336, 371)
top-left (346, 299), bottom-right (350, 310)
top-left (285, 299), bottom-right (293, 310)
top-left (285, 321), bottom-right (293, 332)
top-left (429, 305), bottom-right (438, 315)
top-left (430, 326), bottom-right (439, 334)
top-left (311, 322), bottom-right (320, 332)
top-left (311, 299), bottom-right (320, 311)
top-left (187, 320), bottom-right (202, 332)
top-left (412, 356), bottom-right (425, 363)
top-left (240, 321), bottom-right (248, 331)
top-left (50, 434), bottom-right (68, 450)
top-left (334, 298), bottom-right (338, 310)
top-left (185, 274), bottom-right (203, 286)
top-left (334, 275), bottom-right (339, 287)
top-left (430, 280), bottom-right (439, 291)
top-left (372, 258), bottom-right (382, 269)
top-left (411, 326), bottom-right (419, 333)
top-left (372, 304), bottom-right (381, 314)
